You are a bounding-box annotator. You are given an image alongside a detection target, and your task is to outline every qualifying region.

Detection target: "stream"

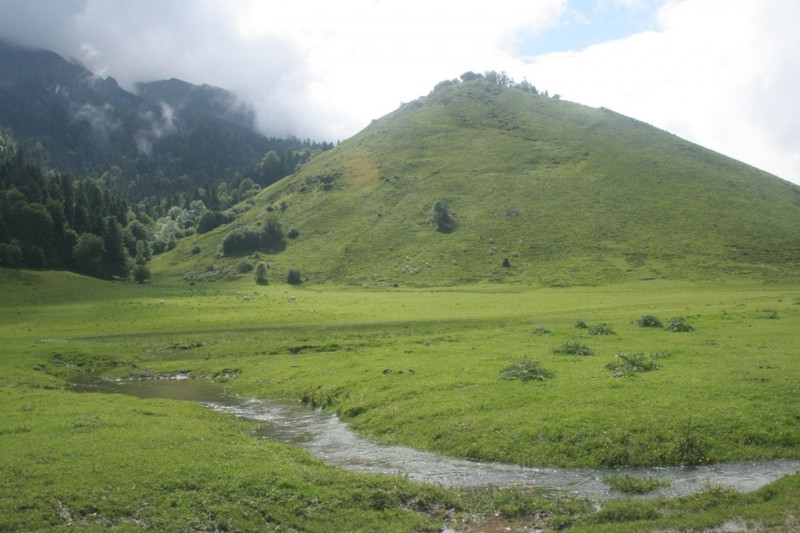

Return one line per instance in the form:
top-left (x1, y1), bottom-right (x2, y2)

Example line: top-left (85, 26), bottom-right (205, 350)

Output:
top-left (72, 376), bottom-right (800, 501)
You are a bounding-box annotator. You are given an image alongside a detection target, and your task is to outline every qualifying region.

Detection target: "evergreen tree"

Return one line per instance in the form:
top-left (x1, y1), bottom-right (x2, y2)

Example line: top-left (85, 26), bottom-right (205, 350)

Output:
top-left (102, 216), bottom-right (130, 278)
top-left (429, 200), bottom-right (457, 233)
top-left (254, 262), bottom-right (268, 285)
top-left (72, 233), bottom-right (106, 278)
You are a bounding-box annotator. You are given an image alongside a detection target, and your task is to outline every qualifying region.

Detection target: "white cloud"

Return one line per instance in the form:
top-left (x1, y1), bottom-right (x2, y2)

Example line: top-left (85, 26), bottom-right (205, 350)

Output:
top-left (229, 0), bottom-right (566, 138)
top-left (0, 0), bottom-right (798, 184)
top-left (522, 0), bottom-right (800, 183)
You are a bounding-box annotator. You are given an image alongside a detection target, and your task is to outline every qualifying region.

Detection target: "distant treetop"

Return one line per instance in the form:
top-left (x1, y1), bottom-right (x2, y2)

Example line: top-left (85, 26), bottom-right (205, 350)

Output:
top-left (439, 70), bottom-right (544, 96)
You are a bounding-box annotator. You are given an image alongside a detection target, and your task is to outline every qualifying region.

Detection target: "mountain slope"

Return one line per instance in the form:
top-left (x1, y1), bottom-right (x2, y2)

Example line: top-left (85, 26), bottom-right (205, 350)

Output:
top-left (162, 79), bottom-right (800, 286)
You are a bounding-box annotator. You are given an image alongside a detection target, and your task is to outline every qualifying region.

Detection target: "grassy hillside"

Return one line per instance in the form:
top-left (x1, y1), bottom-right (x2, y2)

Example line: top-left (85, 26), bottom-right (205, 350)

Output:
top-left (156, 79), bottom-right (800, 287)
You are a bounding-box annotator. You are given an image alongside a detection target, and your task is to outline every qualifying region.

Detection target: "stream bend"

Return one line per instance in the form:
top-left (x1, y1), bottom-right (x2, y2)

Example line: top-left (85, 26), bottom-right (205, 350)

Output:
top-left (73, 376), bottom-right (800, 500)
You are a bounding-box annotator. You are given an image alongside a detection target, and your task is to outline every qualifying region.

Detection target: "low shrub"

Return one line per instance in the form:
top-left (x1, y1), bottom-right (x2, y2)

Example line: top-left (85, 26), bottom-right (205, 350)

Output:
top-left (552, 341), bottom-right (596, 356)
top-left (286, 268), bottom-right (303, 285)
top-left (528, 325), bottom-right (551, 335)
top-left (499, 359), bottom-right (555, 382)
top-left (606, 352), bottom-right (660, 377)
top-left (664, 316), bottom-right (695, 332)
top-left (587, 323), bottom-right (615, 335)
top-left (573, 320), bottom-right (588, 329)
top-left (633, 314), bottom-right (663, 328)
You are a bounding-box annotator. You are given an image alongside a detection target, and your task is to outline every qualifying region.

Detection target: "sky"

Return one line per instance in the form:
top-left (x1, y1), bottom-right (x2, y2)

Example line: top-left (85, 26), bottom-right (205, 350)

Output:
top-left (0, 0), bottom-right (798, 185)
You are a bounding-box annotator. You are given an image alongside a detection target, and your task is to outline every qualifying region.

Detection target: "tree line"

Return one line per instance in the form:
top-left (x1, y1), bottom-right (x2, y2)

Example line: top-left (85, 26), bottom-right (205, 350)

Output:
top-left (0, 137), bottom-right (131, 278)
top-left (0, 128), bottom-right (318, 280)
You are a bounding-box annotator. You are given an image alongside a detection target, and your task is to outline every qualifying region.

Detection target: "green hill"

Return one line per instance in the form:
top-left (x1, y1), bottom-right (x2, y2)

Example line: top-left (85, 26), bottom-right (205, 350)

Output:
top-left (158, 79), bottom-right (800, 286)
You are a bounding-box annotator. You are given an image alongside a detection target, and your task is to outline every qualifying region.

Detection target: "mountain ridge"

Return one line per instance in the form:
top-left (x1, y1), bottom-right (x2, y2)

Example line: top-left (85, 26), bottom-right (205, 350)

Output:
top-left (0, 41), bottom-right (312, 203)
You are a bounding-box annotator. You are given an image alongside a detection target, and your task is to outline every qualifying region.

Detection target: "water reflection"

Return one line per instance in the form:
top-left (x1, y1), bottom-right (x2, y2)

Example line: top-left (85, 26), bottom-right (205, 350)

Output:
top-left (72, 376), bottom-right (800, 499)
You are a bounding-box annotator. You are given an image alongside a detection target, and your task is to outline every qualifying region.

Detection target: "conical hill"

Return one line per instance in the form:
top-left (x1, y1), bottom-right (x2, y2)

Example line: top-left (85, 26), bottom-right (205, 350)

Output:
top-left (165, 79), bottom-right (800, 286)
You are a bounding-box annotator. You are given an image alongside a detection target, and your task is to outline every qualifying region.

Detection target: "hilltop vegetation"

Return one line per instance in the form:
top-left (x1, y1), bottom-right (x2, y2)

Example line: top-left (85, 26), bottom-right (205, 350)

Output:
top-left (166, 77), bottom-right (800, 287)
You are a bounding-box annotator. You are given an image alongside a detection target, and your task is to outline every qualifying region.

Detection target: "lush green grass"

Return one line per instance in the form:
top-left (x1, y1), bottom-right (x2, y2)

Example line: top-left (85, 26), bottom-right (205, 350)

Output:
top-left (0, 387), bottom-right (458, 532)
top-left (152, 79), bottom-right (800, 287)
top-left (2, 268), bottom-right (799, 531)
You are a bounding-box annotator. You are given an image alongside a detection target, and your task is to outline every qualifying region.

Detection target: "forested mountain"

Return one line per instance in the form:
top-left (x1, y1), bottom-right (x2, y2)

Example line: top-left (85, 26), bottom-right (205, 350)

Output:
top-left (0, 41), bottom-right (337, 278)
top-left (0, 41), bottom-right (332, 208)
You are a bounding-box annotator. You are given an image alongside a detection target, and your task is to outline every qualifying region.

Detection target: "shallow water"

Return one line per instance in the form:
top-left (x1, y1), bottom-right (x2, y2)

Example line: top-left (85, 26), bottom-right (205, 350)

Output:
top-left (72, 376), bottom-right (800, 500)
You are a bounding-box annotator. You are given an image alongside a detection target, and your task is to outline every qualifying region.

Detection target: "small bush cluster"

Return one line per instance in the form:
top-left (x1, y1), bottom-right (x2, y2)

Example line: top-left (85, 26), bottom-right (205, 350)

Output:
top-left (664, 316), bottom-right (695, 332)
top-left (222, 218), bottom-right (286, 256)
top-left (429, 200), bottom-right (457, 233)
top-left (528, 325), bottom-right (551, 335)
top-left (196, 210), bottom-right (233, 234)
top-left (552, 341), bottom-right (596, 356)
top-left (633, 314), bottom-right (663, 328)
top-left (499, 359), bottom-right (555, 382)
top-left (606, 353), bottom-right (661, 377)
top-left (573, 320), bottom-right (588, 329)
top-left (286, 268), bottom-right (302, 285)
top-left (587, 323), bottom-right (615, 335)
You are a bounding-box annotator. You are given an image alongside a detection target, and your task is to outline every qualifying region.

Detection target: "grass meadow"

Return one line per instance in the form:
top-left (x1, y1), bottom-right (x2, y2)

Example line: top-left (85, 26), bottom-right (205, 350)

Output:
top-left (2, 268), bottom-right (799, 531)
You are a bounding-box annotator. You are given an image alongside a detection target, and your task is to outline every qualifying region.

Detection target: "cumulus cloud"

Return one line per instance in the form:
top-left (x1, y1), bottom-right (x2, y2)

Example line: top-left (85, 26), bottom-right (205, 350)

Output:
top-left (0, 0), bottom-right (564, 140)
top-left (522, 0), bottom-right (800, 183)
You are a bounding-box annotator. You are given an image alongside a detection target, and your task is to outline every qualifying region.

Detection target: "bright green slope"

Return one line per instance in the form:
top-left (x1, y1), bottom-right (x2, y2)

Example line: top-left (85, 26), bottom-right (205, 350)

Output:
top-left (157, 79), bottom-right (800, 286)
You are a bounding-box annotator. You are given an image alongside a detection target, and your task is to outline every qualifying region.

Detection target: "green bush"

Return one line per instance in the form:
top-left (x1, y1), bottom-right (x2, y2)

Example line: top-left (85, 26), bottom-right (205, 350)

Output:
top-left (633, 314), bottom-right (663, 328)
top-left (573, 320), bottom-right (588, 329)
top-left (587, 323), bottom-right (615, 335)
top-left (132, 264), bottom-right (151, 284)
top-left (499, 359), bottom-right (555, 382)
top-left (254, 262), bottom-right (268, 285)
top-left (222, 219), bottom-right (286, 257)
top-left (286, 268), bottom-right (302, 285)
top-left (0, 242), bottom-right (23, 267)
top-left (552, 341), bottom-right (596, 356)
top-left (237, 261), bottom-right (254, 274)
top-left (196, 210), bottom-right (232, 234)
top-left (528, 325), bottom-right (551, 335)
top-left (664, 316), bottom-right (695, 332)
top-left (222, 226), bottom-right (263, 256)
top-left (606, 353), bottom-right (661, 377)
top-left (429, 200), bottom-right (457, 233)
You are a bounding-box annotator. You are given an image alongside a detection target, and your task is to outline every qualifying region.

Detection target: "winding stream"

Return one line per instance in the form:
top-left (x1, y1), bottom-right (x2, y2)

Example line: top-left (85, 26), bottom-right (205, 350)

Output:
top-left (72, 376), bottom-right (800, 500)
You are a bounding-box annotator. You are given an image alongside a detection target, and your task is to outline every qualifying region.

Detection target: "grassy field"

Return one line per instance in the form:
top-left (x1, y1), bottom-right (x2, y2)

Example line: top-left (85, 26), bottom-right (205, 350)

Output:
top-left (2, 268), bottom-right (799, 531)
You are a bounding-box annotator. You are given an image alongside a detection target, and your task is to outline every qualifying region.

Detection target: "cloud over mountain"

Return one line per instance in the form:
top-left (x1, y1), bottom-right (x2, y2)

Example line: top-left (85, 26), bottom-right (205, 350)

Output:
top-left (0, 0), bottom-right (798, 183)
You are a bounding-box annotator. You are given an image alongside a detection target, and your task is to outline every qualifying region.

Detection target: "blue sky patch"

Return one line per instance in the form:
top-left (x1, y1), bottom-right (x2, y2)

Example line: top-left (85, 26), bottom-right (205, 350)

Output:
top-left (518, 0), bottom-right (662, 55)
